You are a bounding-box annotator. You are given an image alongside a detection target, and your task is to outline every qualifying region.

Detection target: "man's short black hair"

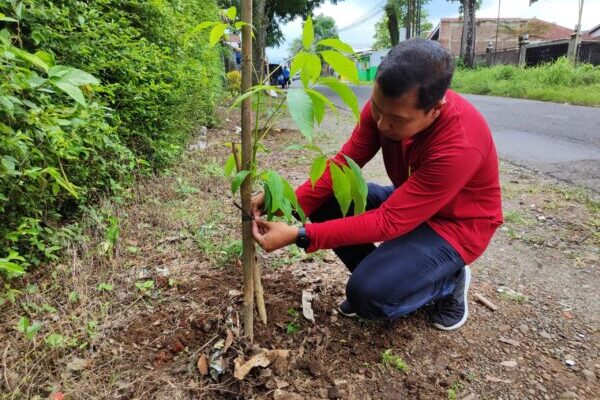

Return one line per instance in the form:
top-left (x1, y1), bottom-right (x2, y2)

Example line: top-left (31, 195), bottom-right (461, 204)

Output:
top-left (375, 38), bottom-right (455, 111)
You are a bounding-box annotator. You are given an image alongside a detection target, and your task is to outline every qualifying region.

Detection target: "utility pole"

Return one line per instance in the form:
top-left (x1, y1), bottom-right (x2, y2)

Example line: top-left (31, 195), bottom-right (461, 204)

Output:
top-left (572, 0), bottom-right (584, 64)
top-left (493, 0), bottom-right (502, 66)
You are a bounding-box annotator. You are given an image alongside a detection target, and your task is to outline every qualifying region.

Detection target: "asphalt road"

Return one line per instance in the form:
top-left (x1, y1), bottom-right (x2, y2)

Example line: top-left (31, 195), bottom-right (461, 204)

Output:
top-left (316, 84), bottom-right (600, 192)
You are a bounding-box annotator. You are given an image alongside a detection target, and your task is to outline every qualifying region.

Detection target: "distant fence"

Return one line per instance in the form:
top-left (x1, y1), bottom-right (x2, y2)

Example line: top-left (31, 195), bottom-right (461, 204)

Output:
top-left (473, 40), bottom-right (600, 67)
top-left (474, 48), bottom-right (519, 66)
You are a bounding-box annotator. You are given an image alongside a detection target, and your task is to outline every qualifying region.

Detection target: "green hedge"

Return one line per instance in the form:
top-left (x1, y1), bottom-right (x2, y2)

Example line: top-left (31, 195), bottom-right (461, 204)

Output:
top-left (0, 0), bottom-right (223, 276)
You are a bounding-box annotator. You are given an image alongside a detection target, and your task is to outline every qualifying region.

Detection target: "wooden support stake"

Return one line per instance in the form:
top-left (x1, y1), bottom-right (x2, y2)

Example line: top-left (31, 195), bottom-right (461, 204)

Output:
top-left (474, 293), bottom-right (499, 312)
top-left (240, 0), bottom-right (254, 341)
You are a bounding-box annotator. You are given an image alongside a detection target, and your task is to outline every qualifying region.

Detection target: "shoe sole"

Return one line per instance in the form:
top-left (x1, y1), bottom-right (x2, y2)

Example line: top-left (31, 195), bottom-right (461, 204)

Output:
top-left (338, 305), bottom-right (357, 318)
top-left (433, 265), bottom-right (471, 331)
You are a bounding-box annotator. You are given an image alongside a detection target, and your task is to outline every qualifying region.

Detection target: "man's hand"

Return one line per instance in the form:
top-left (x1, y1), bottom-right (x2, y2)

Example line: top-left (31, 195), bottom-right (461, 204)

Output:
top-left (252, 218), bottom-right (299, 253)
top-left (251, 192), bottom-right (265, 218)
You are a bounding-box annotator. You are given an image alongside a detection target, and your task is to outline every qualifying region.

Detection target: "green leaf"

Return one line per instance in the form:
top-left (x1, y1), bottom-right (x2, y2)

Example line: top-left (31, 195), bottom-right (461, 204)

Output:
top-left (286, 88), bottom-right (314, 141)
top-left (306, 87), bottom-right (338, 124)
top-left (302, 16), bottom-right (314, 50)
top-left (317, 38), bottom-right (354, 54)
top-left (330, 163), bottom-right (352, 216)
top-left (0, 260), bottom-right (25, 276)
top-left (14, 48), bottom-right (49, 72)
top-left (209, 23), bottom-right (227, 47)
top-left (45, 333), bottom-right (65, 348)
top-left (35, 51), bottom-right (55, 68)
top-left (50, 66), bottom-right (99, 86)
top-left (16, 316), bottom-right (29, 333)
top-left (51, 80), bottom-right (86, 106)
top-left (231, 170), bottom-right (251, 194)
top-left (224, 6), bottom-right (236, 20)
top-left (224, 154), bottom-right (236, 176)
top-left (310, 155), bottom-right (327, 189)
top-left (320, 50), bottom-right (359, 83)
top-left (262, 170), bottom-right (284, 213)
top-left (282, 179), bottom-right (305, 223)
top-left (319, 77), bottom-right (360, 121)
top-left (344, 156), bottom-right (368, 215)
top-left (97, 283), bottom-right (114, 291)
top-left (26, 322), bottom-right (43, 340)
top-left (189, 21), bottom-right (217, 37)
top-left (234, 21), bottom-right (248, 30)
top-left (230, 85), bottom-right (282, 109)
top-left (0, 13), bottom-right (18, 22)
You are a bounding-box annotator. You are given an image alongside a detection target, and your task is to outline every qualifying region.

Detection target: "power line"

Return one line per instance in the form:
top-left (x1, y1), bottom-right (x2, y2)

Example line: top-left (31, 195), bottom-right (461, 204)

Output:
top-left (338, 0), bottom-right (386, 32)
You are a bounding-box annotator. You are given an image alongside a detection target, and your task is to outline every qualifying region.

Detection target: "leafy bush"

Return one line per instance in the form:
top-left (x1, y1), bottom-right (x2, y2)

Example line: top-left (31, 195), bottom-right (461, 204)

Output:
top-left (0, 0), bottom-right (224, 277)
top-left (226, 70), bottom-right (241, 93)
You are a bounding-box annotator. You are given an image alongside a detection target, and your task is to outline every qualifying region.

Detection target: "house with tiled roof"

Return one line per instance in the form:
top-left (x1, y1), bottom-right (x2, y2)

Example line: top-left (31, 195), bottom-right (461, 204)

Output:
top-left (427, 18), bottom-right (585, 56)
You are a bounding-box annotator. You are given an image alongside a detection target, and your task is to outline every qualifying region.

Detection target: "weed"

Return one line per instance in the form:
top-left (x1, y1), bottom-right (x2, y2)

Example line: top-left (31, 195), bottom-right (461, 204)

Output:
top-left (201, 161), bottom-right (226, 178)
top-left (135, 280), bottom-right (155, 295)
top-left (286, 308), bottom-right (301, 335)
top-left (381, 349), bottom-right (409, 372)
top-left (504, 210), bottom-right (527, 225)
top-left (16, 316), bottom-right (43, 340)
top-left (97, 283), bottom-right (114, 292)
top-left (499, 291), bottom-right (528, 303)
top-left (447, 382), bottom-right (464, 400)
top-left (175, 177), bottom-right (200, 196)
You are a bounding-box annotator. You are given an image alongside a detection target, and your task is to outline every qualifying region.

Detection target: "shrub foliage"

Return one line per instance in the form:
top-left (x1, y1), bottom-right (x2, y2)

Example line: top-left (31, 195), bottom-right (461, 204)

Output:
top-left (0, 0), bottom-right (223, 276)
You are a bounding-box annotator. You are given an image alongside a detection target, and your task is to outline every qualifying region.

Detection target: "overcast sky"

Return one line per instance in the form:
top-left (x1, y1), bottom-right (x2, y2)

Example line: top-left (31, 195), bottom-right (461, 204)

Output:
top-left (266, 0), bottom-right (600, 64)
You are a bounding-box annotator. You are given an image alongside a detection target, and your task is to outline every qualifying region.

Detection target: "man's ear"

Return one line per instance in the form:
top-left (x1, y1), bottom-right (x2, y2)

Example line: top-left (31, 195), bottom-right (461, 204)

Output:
top-left (427, 97), bottom-right (446, 117)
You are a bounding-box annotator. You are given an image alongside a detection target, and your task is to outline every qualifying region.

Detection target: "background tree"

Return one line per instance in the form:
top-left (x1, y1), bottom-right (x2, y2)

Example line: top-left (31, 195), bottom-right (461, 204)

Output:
top-left (289, 14), bottom-right (338, 56)
top-left (449, 0), bottom-right (481, 68)
top-left (374, 1), bottom-right (432, 50)
top-left (219, 0), bottom-right (342, 82)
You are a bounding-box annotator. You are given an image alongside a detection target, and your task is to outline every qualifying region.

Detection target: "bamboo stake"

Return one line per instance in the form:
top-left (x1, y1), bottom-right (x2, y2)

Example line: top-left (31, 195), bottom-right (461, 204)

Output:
top-left (240, 0), bottom-right (254, 341)
top-left (254, 257), bottom-right (267, 324)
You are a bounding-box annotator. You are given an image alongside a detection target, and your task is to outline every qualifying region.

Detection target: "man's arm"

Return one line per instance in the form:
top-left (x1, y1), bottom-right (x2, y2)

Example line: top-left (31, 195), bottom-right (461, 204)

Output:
top-left (303, 141), bottom-right (484, 252)
top-left (295, 101), bottom-right (381, 217)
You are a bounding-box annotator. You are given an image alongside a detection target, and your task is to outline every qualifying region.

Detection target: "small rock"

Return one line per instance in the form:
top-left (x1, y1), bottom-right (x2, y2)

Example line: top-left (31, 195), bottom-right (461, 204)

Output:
top-left (537, 215), bottom-right (547, 221)
top-left (518, 324), bottom-right (529, 334)
top-left (498, 324), bottom-right (511, 333)
top-left (328, 386), bottom-right (342, 399)
top-left (559, 391), bottom-right (578, 399)
top-left (228, 289), bottom-right (242, 297)
top-left (565, 359), bottom-right (576, 367)
top-left (582, 369), bottom-right (596, 383)
top-left (66, 357), bottom-right (87, 372)
top-left (273, 390), bottom-right (303, 400)
top-left (501, 360), bottom-right (518, 368)
top-left (539, 331), bottom-right (552, 340)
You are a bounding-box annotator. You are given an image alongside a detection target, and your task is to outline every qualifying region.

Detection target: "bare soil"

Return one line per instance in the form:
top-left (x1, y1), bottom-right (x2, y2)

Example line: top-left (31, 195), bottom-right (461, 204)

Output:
top-left (1, 109), bottom-right (599, 400)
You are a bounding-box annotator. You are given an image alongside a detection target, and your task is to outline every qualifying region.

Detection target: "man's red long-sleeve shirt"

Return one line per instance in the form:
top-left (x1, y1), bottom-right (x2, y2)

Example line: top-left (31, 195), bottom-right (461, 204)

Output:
top-left (295, 90), bottom-right (503, 264)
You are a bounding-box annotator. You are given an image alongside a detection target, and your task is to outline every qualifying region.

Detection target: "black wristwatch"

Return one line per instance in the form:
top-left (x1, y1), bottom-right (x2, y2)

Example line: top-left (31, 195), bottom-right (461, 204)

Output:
top-left (296, 226), bottom-right (310, 250)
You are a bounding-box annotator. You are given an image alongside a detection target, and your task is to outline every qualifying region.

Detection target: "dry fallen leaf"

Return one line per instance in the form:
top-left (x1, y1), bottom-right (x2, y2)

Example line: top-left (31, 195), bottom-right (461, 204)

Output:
top-left (197, 354), bottom-right (209, 376)
top-left (233, 349), bottom-right (290, 380)
top-left (223, 329), bottom-right (234, 354)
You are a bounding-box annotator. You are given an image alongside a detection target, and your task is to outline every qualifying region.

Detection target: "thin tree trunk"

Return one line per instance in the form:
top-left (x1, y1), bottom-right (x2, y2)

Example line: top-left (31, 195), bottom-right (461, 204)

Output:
top-left (462, 0), bottom-right (476, 67)
top-left (385, 3), bottom-right (399, 46)
top-left (240, 0), bottom-right (254, 341)
top-left (404, 0), bottom-right (412, 40)
top-left (252, 0), bottom-right (267, 85)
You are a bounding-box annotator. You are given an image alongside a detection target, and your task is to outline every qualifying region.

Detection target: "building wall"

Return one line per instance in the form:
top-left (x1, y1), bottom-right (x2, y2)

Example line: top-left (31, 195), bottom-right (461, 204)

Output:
top-left (439, 19), bottom-right (529, 56)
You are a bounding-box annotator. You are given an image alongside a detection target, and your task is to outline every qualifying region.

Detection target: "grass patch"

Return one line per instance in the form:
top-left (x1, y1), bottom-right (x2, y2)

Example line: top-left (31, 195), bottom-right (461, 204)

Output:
top-left (381, 349), bottom-right (409, 372)
top-left (452, 58), bottom-right (600, 106)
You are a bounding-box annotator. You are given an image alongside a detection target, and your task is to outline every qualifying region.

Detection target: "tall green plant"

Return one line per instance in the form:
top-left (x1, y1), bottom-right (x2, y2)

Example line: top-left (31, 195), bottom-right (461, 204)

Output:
top-left (198, 12), bottom-right (367, 220)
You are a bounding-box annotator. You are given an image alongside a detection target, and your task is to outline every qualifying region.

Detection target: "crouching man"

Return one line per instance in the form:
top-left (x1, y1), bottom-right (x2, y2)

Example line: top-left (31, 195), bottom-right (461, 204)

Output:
top-left (251, 38), bottom-right (503, 331)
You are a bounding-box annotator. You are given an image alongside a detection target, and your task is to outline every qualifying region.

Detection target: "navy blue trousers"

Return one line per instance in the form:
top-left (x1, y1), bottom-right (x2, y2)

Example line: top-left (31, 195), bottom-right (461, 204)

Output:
top-left (310, 183), bottom-right (466, 320)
